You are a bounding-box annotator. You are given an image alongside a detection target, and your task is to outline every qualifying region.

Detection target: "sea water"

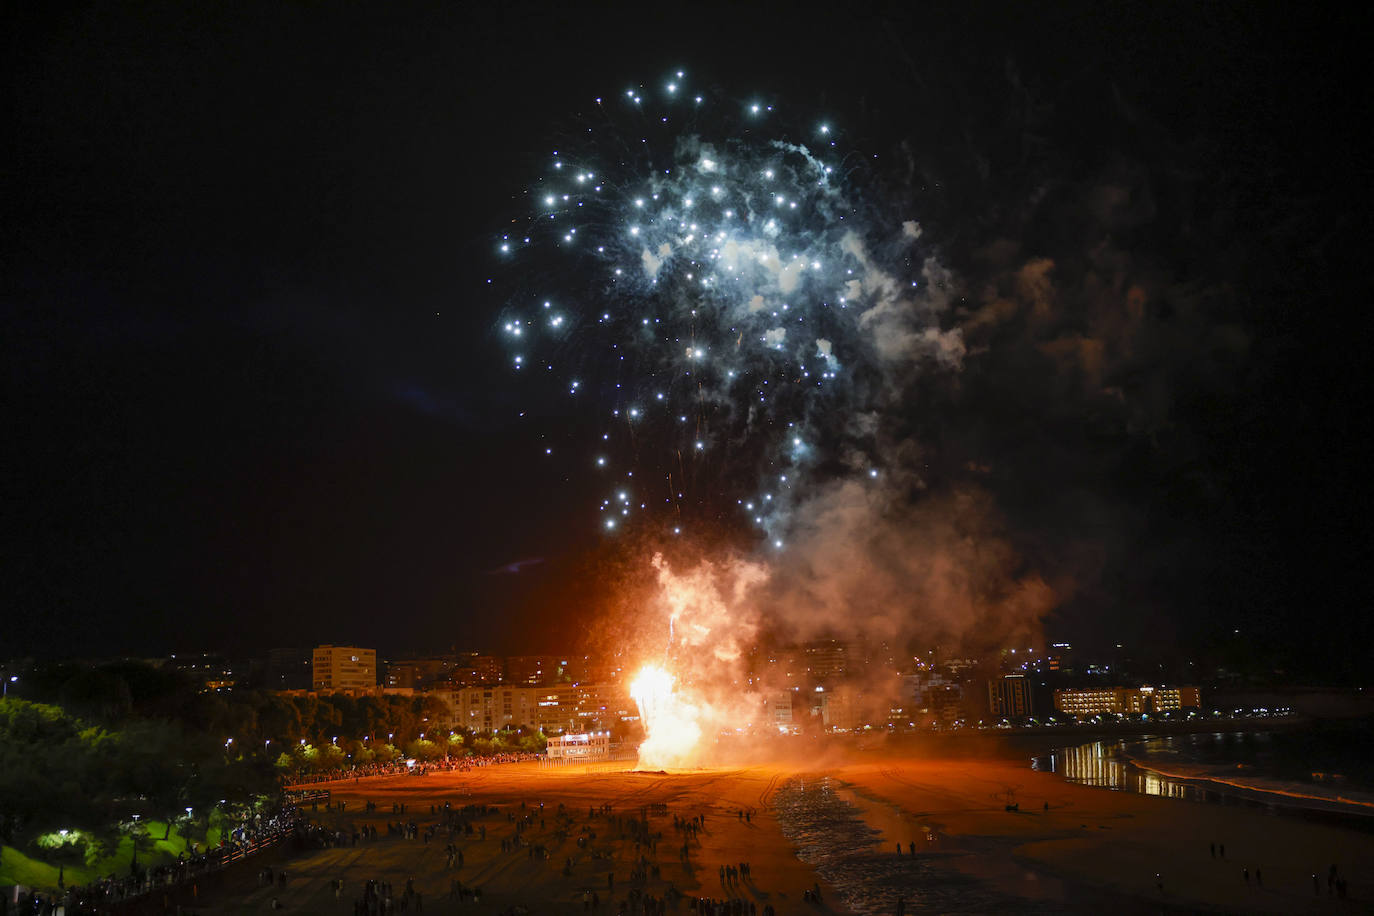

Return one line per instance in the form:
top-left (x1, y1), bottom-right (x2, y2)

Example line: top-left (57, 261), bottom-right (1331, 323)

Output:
top-left (1037, 729), bottom-right (1374, 831)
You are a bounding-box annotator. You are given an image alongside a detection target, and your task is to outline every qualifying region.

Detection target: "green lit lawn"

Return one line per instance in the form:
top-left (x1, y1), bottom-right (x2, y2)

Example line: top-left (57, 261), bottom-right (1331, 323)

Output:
top-left (0, 820), bottom-right (220, 893)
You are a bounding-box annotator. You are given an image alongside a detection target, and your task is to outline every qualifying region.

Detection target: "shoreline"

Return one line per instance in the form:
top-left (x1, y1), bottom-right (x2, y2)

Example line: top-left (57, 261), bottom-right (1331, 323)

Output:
top-left (1118, 751), bottom-right (1374, 818)
top-left (877, 714), bottom-right (1312, 751)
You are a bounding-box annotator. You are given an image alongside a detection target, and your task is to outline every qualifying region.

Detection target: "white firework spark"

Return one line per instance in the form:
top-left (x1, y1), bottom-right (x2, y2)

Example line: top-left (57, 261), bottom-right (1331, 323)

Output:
top-left (493, 70), bottom-right (957, 546)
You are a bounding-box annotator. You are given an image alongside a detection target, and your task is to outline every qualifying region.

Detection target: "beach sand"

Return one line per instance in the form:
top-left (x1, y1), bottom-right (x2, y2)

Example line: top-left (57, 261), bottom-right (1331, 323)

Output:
top-left (830, 746), bottom-right (1372, 913)
top-left (187, 740), bottom-right (1372, 914)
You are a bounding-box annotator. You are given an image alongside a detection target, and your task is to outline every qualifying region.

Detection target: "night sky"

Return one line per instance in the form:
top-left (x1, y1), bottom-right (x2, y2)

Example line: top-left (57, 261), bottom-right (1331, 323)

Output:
top-left (3, 2), bottom-right (1366, 676)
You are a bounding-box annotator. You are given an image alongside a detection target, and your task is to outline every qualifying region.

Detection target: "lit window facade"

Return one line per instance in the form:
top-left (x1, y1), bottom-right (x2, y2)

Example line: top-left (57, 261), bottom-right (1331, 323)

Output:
top-left (450, 683), bottom-right (633, 733)
top-left (312, 645), bottom-right (377, 691)
top-left (1054, 686), bottom-right (1201, 717)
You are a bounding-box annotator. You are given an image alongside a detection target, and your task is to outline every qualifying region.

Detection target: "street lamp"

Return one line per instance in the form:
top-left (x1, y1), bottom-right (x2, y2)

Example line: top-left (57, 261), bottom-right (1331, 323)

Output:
top-left (3, 675), bottom-right (17, 697)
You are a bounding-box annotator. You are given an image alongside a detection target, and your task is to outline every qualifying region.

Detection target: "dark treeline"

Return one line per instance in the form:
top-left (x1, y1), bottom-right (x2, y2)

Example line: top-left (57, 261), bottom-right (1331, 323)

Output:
top-left (0, 661), bottom-right (542, 863)
top-left (0, 696), bottom-right (273, 864)
top-left (12, 659), bottom-right (543, 760)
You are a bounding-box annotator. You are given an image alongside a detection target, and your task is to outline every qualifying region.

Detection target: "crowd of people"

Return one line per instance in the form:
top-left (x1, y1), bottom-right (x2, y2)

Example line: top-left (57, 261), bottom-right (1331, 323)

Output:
top-left (321, 801), bottom-right (507, 913)
top-left (413, 796), bottom-right (796, 915)
top-left (273, 790), bottom-right (794, 914)
top-left (287, 750), bottom-right (544, 786)
top-left (350, 876), bottom-right (425, 914)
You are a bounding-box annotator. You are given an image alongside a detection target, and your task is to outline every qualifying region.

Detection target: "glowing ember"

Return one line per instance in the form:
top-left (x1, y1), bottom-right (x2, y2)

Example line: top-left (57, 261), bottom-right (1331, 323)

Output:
top-left (629, 664), bottom-right (702, 769)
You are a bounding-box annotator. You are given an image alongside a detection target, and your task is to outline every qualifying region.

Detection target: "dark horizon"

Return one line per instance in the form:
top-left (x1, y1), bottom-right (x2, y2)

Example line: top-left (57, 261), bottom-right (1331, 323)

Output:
top-left (3, 2), bottom-right (1367, 678)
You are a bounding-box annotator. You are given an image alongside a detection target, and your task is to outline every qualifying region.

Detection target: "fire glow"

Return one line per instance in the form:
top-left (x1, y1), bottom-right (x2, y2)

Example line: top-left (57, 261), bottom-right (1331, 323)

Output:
top-left (622, 553), bottom-right (772, 769)
top-left (629, 664), bottom-right (703, 769)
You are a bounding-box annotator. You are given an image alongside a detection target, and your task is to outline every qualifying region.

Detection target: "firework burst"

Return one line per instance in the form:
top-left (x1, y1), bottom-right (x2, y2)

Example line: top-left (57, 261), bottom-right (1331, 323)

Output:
top-left (492, 69), bottom-right (960, 547)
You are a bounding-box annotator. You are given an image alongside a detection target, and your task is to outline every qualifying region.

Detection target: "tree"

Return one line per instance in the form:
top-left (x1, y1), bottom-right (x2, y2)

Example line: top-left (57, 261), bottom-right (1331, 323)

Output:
top-left (405, 739), bottom-right (441, 761)
top-left (0, 699), bottom-right (92, 843)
